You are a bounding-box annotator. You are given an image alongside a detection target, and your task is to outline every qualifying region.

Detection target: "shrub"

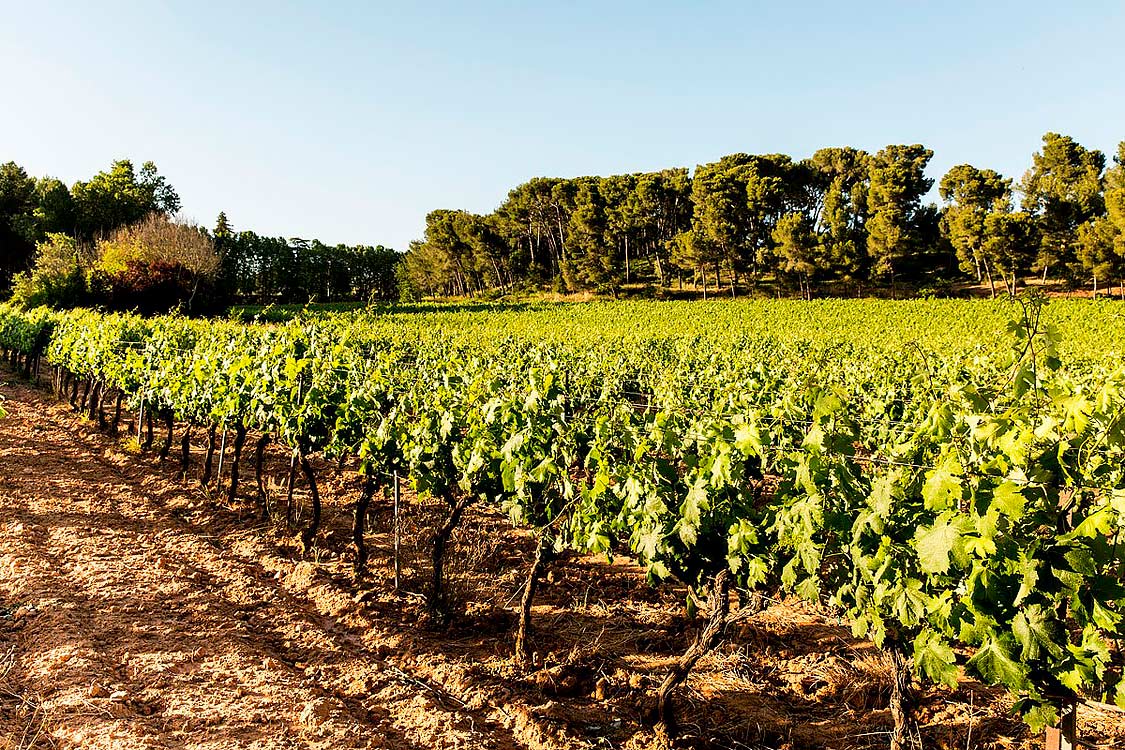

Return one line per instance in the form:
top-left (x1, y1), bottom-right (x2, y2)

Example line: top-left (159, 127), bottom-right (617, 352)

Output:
top-left (8, 233), bottom-right (88, 309)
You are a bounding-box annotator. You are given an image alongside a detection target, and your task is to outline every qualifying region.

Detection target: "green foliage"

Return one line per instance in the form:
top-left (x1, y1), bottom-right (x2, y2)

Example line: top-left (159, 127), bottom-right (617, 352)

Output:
top-left (939, 164), bottom-right (1014, 295)
top-left (865, 144), bottom-right (935, 284)
top-left (0, 161), bottom-right (40, 290)
top-left (9, 234), bottom-right (87, 309)
top-left (0, 158), bottom-right (178, 296)
top-left (1020, 133), bottom-right (1107, 279)
top-left (3, 288), bottom-right (1125, 736)
top-left (219, 217), bottom-right (399, 304)
top-left (71, 159), bottom-right (180, 238)
top-left (401, 133), bottom-right (1122, 299)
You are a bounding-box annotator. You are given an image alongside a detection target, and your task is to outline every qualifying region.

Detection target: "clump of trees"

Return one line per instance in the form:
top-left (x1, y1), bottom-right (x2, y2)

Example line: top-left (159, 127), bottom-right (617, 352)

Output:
top-left (403, 133), bottom-right (1125, 299)
top-left (214, 212), bottom-right (399, 304)
top-left (7, 134), bottom-right (1122, 307)
top-left (11, 213), bottom-right (220, 314)
top-left (89, 214), bottom-right (220, 313)
top-left (0, 159), bottom-right (399, 311)
top-left (9, 234), bottom-right (87, 309)
top-left (0, 159), bottom-right (178, 292)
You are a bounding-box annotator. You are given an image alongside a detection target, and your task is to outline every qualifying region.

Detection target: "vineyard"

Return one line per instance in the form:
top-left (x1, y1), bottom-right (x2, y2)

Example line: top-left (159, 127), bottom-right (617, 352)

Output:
top-left (2, 297), bottom-right (1125, 749)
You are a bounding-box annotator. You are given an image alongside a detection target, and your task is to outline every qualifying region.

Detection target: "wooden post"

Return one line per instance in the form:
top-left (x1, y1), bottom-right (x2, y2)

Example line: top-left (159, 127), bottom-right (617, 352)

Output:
top-left (393, 470), bottom-right (401, 591)
top-left (216, 428), bottom-right (228, 486)
top-left (1045, 703), bottom-right (1077, 750)
top-left (285, 447), bottom-right (298, 525)
top-left (136, 394), bottom-right (145, 443)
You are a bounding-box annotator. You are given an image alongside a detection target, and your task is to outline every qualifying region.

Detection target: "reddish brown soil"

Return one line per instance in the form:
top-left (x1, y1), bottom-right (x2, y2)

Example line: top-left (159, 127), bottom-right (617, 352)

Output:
top-left (1, 372), bottom-right (1124, 750)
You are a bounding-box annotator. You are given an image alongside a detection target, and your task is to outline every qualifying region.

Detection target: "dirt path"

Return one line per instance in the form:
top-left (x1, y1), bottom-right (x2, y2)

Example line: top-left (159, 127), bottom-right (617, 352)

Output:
top-left (0, 378), bottom-right (547, 750)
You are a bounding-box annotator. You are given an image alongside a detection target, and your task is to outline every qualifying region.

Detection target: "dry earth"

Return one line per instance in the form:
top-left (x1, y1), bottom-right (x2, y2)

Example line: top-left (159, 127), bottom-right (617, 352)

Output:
top-left (1, 371), bottom-right (1124, 750)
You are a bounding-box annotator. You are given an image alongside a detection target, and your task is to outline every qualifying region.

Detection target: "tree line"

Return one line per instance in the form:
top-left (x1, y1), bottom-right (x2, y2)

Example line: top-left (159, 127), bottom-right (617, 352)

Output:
top-left (401, 133), bottom-right (1125, 299)
top-left (0, 158), bottom-right (398, 311)
top-left (213, 214), bottom-right (398, 305)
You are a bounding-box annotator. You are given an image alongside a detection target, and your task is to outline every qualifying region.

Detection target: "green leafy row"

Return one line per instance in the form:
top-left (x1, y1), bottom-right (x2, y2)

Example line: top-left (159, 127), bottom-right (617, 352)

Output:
top-left (1, 298), bottom-right (1123, 737)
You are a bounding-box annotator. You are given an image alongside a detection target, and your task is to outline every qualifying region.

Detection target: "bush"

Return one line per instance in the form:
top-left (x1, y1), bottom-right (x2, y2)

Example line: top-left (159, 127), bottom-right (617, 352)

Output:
top-left (92, 213), bottom-right (220, 313)
top-left (8, 233), bottom-right (88, 309)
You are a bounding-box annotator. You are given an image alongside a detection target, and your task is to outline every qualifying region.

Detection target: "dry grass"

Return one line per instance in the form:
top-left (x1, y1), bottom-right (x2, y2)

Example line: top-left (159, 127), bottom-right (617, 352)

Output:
top-left (0, 644), bottom-right (54, 750)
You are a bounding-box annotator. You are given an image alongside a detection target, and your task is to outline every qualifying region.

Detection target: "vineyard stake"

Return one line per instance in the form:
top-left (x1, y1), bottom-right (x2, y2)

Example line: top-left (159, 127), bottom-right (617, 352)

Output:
top-left (286, 447), bottom-right (298, 525)
top-left (136, 394), bottom-right (145, 443)
top-left (393, 470), bottom-right (401, 591)
top-left (1044, 703), bottom-right (1077, 750)
top-left (216, 428), bottom-right (228, 487)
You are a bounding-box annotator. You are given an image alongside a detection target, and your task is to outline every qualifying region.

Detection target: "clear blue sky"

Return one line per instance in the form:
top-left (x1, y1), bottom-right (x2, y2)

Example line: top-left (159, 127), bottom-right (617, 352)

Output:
top-left (2, 1), bottom-right (1123, 252)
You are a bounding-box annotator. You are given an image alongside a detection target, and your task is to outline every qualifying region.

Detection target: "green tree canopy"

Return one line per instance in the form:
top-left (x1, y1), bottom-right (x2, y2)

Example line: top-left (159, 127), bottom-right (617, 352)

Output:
top-left (1020, 132), bottom-right (1106, 280)
top-left (865, 144), bottom-right (934, 292)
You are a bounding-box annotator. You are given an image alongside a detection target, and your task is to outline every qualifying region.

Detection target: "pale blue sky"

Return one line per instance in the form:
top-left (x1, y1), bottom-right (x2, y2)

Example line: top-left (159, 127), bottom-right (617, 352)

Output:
top-left (2, 1), bottom-right (1123, 251)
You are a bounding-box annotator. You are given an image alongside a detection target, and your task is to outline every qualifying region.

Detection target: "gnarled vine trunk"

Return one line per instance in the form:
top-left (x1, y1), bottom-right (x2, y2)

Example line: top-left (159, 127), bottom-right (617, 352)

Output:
top-left (352, 475), bottom-right (377, 576)
top-left (201, 423), bottom-right (218, 486)
top-left (144, 407), bottom-right (155, 450)
top-left (887, 639), bottom-right (916, 750)
top-left (515, 537), bottom-right (553, 666)
top-left (180, 426), bottom-right (193, 477)
top-left (87, 380), bottom-right (101, 424)
top-left (429, 492), bottom-right (474, 627)
top-left (299, 451), bottom-right (321, 553)
top-left (254, 434), bottom-right (271, 518)
top-left (111, 392), bottom-right (123, 435)
top-left (158, 412), bottom-right (174, 460)
top-left (656, 569), bottom-right (731, 737)
top-left (226, 425), bottom-right (248, 503)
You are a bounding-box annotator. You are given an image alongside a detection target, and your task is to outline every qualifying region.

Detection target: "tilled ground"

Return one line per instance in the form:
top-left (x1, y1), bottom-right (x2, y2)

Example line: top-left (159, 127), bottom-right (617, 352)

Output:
top-left (1, 372), bottom-right (1123, 750)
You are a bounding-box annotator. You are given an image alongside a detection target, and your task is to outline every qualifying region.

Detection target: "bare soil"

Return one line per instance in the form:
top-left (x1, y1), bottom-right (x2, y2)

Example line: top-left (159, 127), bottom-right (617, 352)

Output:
top-left (1, 372), bottom-right (1124, 750)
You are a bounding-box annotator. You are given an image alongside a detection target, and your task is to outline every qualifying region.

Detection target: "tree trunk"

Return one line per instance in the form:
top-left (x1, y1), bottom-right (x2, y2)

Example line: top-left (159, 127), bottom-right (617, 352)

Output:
top-left (299, 451), bottom-right (321, 553)
top-left (1093, 273), bottom-right (1099, 300)
top-left (984, 263), bottom-right (996, 299)
top-left (515, 538), bottom-right (553, 666)
top-left (226, 425), bottom-right (248, 503)
top-left (888, 640), bottom-right (915, 750)
top-left (656, 569), bottom-right (731, 737)
top-left (352, 475), bottom-right (377, 576)
top-left (201, 423), bottom-right (218, 486)
top-left (624, 235), bottom-right (630, 284)
top-left (429, 493), bottom-right (475, 627)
